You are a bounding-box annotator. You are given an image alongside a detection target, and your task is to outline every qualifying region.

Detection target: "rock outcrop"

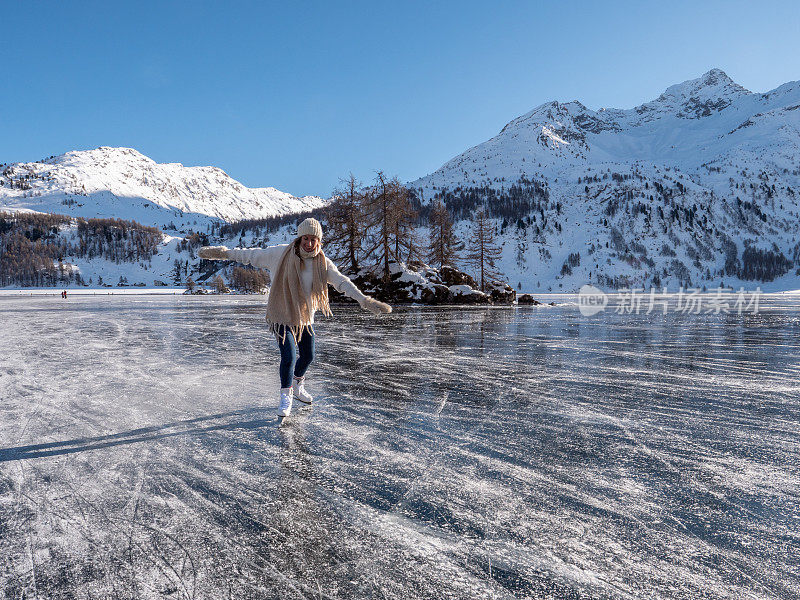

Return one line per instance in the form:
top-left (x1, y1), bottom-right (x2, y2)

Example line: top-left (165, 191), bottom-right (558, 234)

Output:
top-left (329, 261), bottom-right (516, 305)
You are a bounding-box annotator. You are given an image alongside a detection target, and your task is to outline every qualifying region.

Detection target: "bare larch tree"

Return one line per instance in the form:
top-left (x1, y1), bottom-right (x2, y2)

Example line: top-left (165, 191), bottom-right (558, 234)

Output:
top-left (324, 173), bottom-right (367, 273)
top-left (362, 172), bottom-right (421, 282)
top-left (465, 208), bottom-right (502, 291)
top-left (427, 199), bottom-right (462, 269)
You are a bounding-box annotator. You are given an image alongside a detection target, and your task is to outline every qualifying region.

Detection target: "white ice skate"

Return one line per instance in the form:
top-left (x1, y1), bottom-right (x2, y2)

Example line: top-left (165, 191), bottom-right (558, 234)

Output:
top-left (292, 376), bottom-right (313, 405)
top-left (277, 387), bottom-right (293, 417)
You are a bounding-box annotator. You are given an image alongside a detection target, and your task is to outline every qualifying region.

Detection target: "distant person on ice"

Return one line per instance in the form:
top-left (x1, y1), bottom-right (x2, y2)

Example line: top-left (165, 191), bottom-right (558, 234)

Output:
top-left (199, 218), bottom-right (391, 417)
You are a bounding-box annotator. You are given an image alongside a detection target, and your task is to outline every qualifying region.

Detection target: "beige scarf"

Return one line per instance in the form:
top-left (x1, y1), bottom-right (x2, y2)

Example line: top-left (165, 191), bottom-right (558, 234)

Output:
top-left (266, 239), bottom-right (332, 342)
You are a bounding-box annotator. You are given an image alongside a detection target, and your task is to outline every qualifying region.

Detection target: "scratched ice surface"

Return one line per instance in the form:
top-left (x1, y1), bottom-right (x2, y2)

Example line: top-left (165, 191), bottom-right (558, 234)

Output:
top-left (1, 295), bottom-right (799, 599)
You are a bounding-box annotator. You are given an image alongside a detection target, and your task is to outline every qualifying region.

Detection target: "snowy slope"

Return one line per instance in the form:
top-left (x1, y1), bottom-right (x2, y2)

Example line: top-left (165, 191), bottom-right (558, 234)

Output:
top-left (0, 147), bottom-right (327, 229)
top-left (410, 69), bottom-right (800, 292)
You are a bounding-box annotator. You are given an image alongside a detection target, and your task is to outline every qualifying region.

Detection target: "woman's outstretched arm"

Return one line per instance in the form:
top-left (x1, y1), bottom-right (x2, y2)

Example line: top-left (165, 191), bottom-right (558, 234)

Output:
top-left (198, 244), bottom-right (287, 271)
top-left (326, 259), bottom-right (392, 315)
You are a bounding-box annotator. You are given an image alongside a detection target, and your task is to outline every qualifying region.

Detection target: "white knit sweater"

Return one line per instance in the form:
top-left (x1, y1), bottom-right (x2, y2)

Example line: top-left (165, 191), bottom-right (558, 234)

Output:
top-left (226, 244), bottom-right (367, 322)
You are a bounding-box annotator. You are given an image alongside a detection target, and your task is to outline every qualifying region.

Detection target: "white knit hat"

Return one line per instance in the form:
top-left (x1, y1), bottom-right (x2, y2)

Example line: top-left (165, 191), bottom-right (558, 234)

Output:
top-left (297, 217), bottom-right (323, 241)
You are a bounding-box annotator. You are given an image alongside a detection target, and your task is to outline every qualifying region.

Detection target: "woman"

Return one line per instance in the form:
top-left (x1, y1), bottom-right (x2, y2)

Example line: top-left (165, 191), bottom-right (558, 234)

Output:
top-left (199, 218), bottom-right (391, 416)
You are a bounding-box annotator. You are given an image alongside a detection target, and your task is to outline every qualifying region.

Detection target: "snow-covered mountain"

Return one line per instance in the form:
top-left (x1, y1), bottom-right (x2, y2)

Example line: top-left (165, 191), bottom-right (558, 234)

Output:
top-left (411, 69), bottom-right (800, 292)
top-left (3, 70), bottom-right (800, 293)
top-left (0, 146), bottom-right (326, 229)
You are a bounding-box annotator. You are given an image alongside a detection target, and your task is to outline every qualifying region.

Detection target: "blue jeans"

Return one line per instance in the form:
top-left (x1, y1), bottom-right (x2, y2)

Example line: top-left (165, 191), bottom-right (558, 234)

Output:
top-left (275, 325), bottom-right (315, 388)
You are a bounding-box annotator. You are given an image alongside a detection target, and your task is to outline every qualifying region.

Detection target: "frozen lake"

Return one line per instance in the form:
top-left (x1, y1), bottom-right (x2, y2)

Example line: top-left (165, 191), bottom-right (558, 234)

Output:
top-left (1, 294), bottom-right (799, 599)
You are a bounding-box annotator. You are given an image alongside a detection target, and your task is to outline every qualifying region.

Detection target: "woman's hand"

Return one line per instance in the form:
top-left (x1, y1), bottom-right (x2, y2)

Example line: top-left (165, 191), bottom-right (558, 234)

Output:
top-left (360, 296), bottom-right (392, 315)
top-left (198, 246), bottom-right (230, 260)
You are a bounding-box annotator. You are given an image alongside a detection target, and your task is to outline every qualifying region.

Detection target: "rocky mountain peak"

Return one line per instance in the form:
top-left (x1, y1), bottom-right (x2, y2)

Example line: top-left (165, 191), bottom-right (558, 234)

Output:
top-left (640, 68), bottom-right (751, 119)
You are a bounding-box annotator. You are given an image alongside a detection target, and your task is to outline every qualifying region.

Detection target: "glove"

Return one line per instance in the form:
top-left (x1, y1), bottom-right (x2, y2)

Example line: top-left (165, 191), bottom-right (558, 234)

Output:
top-left (198, 246), bottom-right (230, 260)
top-left (360, 296), bottom-right (392, 315)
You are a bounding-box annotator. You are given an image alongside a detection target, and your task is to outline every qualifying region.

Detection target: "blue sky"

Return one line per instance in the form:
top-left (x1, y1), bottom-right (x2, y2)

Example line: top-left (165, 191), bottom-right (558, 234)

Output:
top-left (2, 0), bottom-right (798, 197)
